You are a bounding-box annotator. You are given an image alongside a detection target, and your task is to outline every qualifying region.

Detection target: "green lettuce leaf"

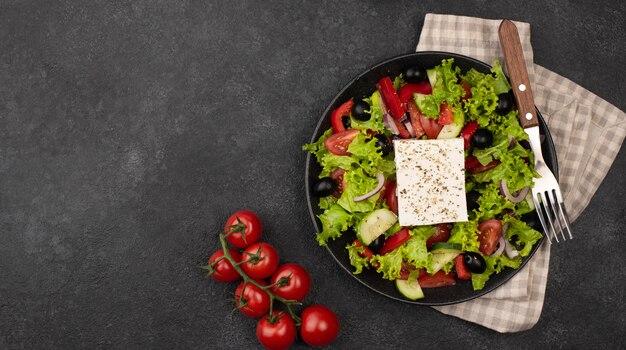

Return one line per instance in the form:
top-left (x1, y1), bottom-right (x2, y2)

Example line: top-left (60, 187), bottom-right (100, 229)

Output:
top-left (414, 58), bottom-right (464, 119)
top-left (403, 226), bottom-right (435, 268)
top-left (503, 217), bottom-right (543, 256)
top-left (337, 167), bottom-right (381, 213)
top-left (475, 182), bottom-right (515, 220)
top-left (346, 242), bottom-right (371, 274)
top-left (448, 221), bottom-right (480, 253)
top-left (316, 204), bottom-right (353, 246)
top-left (352, 92), bottom-right (387, 133)
top-left (371, 247), bottom-right (404, 280)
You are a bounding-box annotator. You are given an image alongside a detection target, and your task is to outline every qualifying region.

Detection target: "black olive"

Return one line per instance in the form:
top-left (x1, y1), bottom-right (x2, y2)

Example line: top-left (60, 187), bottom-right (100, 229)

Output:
top-left (495, 93), bottom-right (514, 116)
top-left (369, 235), bottom-right (386, 253)
top-left (521, 211), bottom-right (542, 232)
top-left (466, 190), bottom-right (481, 213)
top-left (463, 252), bottom-right (487, 274)
top-left (374, 134), bottom-right (393, 157)
top-left (402, 65), bottom-right (427, 83)
top-left (470, 128), bottom-right (493, 149)
top-left (351, 100), bottom-right (371, 121)
top-left (311, 177), bottom-right (336, 197)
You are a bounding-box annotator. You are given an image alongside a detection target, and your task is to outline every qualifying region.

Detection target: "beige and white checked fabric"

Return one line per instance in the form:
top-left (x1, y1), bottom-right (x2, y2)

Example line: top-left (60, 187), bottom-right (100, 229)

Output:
top-left (416, 14), bottom-right (626, 332)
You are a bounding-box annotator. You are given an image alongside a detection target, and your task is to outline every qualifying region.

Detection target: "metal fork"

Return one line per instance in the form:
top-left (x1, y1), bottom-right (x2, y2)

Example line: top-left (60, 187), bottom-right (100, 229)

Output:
top-left (499, 19), bottom-right (573, 243)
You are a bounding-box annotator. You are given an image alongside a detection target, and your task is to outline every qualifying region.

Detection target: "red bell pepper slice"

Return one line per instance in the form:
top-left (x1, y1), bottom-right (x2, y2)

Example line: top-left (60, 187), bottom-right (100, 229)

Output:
top-left (460, 121), bottom-right (479, 150)
top-left (331, 98), bottom-right (354, 134)
top-left (377, 77), bottom-right (406, 120)
top-left (379, 227), bottom-right (410, 255)
top-left (398, 82), bottom-right (432, 103)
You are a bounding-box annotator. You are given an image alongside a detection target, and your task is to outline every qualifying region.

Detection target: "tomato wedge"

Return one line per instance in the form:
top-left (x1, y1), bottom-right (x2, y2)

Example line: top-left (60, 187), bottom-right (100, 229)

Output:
top-left (418, 271), bottom-right (456, 288)
top-left (426, 223), bottom-right (452, 249)
top-left (330, 98), bottom-right (354, 134)
top-left (393, 118), bottom-right (411, 139)
top-left (419, 111), bottom-right (443, 139)
top-left (330, 168), bottom-right (346, 197)
top-left (461, 81), bottom-right (472, 100)
top-left (379, 227), bottom-right (410, 255)
top-left (477, 219), bottom-right (502, 256)
top-left (469, 160), bottom-right (501, 174)
top-left (406, 102), bottom-right (425, 139)
top-left (324, 129), bottom-right (359, 156)
top-left (438, 102), bottom-right (454, 125)
top-left (385, 181), bottom-right (398, 214)
top-left (398, 82), bottom-right (432, 103)
top-left (352, 240), bottom-right (375, 259)
top-left (377, 77), bottom-right (406, 120)
top-left (454, 255), bottom-right (471, 280)
top-left (460, 121), bottom-right (479, 150)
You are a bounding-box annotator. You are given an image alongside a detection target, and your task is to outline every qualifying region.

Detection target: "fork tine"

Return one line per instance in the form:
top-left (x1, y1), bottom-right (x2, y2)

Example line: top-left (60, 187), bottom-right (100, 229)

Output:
top-left (539, 192), bottom-right (560, 243)
top-left (534, 193), bottom-right (555, 243)
top-left (547, 190), bottom-right (567, 241)
top-left (555, 192), bottom-right (574, 240)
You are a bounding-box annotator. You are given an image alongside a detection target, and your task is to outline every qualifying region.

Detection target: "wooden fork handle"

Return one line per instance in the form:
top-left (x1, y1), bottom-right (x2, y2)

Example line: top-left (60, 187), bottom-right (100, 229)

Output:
top-left (498, 19), bottom-right (539, 129)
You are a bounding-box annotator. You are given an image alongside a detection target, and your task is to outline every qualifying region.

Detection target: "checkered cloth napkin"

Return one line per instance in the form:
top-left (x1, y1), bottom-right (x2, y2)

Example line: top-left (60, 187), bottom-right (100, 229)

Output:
top-left (416, 14), bottom-right (626, 332)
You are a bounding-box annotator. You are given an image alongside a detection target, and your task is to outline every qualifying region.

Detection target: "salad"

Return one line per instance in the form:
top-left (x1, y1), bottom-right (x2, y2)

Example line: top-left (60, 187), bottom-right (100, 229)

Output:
top-left (303, 58), bottom-right (544, 300)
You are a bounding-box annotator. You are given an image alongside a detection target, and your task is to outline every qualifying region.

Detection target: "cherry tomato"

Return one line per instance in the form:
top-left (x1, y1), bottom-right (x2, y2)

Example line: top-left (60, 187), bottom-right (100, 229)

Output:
top-left (270, 263), bottom-right (311, 302)
top-left (379, 227), bottom-right (410, 255)
top-left (324, 129), bottom-right (360, 156)
top-left (418, 270), bottom-right (456, 288)
top-left (477, 219), bottom-right (502, 255)
top-left (207, 249), bottom-right (242, 282)
top-left (300, 305), bottom-right (340, 347)
top-left (330, 168), bottom-right (347, 197)
top-left (224, 210), bottom-right (263, 249)
top-left (330, 98), bottom-right (354, 134)
top-left (407, 102), bottom-right (425, 139)
top-left (256, 311), bottom-right (297, 350)
top-left (397, 81), bottom-right (432, 103)
top-left (419, 111), bottom-right (443, 139)
top-left (235, 281), bottom-right (270, 318)
top-left (426, 223), bottom-right (452, 250)
top-left (438, 102), bottom-right (454, 125)
top-left (454, 254), bottom-right (471, 280)
top-left (241, 242), bottom-right (280, 280)
top-left (385, 181), bottom-right (398, 214)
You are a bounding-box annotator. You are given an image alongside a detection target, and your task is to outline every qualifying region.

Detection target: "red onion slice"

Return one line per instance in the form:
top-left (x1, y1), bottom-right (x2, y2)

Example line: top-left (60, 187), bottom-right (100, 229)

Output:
top-left (354, 172), bottom-right (385, 202)
top-left (403, 119), bottom-right (416, 137)
top-left (491, 236), bottom-right (506, 257)
top-left (383, 115), bottom-right (399, 135)
top-left (508, 136), bottom-right (516, 149)
top-left (504, 239), bottom-right (519, 258)
top-left (500, 180), bottom-right (530, 203)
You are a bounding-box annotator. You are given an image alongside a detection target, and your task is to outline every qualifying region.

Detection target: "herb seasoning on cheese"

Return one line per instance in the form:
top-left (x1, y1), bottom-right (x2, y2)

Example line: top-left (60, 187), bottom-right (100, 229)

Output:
top-left (394, 138), bottom-right (468, 226)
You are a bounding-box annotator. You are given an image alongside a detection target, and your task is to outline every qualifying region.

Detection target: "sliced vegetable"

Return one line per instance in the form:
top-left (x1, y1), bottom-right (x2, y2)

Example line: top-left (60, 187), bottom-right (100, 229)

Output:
top-left (418, 270), bottom-right (456, 288)
top-left (398, 82), bottom-right (432, 103)
top-left (395, 276), bottom-right (425, 300)
top-left (460, 120), bottom-right (479, 150)
top-left (500, 180), bottom-right (530, 203)
top-left (454, 255), bottom-right (471, 280)
top-left (377, 77), bottom-right (406, 120)
top-left (324, 129), bottom-right (360, 156)
top-left (356, 208), bottom-right (398, 245)
top-left (406, 101), bottom-right (426, 138)
top-left (437, 102), bottom-right (454, 125)
top-left (430, 242), bottom-right (462, 254)
top-left (331, 98), bottom-right (354, 133)
top-left (379, 227), bottom-right (410, 255)
top-left (354, 172), bottom-right (385, 202)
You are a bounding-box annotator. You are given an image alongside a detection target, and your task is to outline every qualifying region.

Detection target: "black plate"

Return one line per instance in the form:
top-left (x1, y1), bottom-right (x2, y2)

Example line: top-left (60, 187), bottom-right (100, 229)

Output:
top-left (305, 52), bottom-right (558, 306)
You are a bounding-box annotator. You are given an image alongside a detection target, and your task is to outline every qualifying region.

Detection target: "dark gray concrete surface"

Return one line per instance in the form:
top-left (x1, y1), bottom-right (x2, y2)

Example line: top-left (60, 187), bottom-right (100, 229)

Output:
top-left (1, 1), bottom-right (624, 349)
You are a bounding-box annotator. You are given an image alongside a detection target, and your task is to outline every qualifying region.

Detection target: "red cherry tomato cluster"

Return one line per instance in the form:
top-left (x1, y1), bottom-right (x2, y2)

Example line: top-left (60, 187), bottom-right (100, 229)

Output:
top-left (203, 210), bottom-right (340, 350)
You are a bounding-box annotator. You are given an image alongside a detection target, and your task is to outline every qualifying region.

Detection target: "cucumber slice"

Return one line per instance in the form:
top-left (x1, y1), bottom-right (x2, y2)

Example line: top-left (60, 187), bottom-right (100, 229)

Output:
top-left (430, 242), bottom-right (463, 254)
top-left (430, 251), bottom-right (460, 274)
top-left (426, 69), bottom-right (438, 88)
top-left (356, 208), bottom-right (397, 245)
top-left (395, 278), bottom-right (425, 300)
top-left (437, 109), bottom-right (465, 139)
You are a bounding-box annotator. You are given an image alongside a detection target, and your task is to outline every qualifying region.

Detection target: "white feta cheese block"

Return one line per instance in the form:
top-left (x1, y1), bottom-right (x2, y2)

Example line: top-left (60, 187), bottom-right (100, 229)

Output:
top-left (393, 138), bottom-right (468, 226)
